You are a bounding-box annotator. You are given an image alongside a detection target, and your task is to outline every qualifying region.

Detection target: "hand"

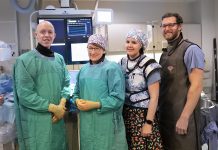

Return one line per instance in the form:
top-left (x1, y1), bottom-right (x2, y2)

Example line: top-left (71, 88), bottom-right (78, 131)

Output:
top-left (52, 114), bottom-right (59, 123)
top-left (141, 124), bottom-right (152, 137)
top-left (176, 116), bottom-right (189, 135)
top-left (76, 99), bottom-right (100, 111)
top-left (51, 98), bottom-right (67, 123)
top-left (0, 95), bottom-right (4, 106)
top-left (59, 98), bottom-right (67, 110)
top-left (48, 103), bottom-right (65, 119)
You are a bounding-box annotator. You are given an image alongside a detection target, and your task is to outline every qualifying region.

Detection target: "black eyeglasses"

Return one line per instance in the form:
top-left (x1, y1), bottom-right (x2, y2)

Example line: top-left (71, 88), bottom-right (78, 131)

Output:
top-left (87, 47), bottom-right (101, 52)
top-left (160, 23), bottom-right (178, 28)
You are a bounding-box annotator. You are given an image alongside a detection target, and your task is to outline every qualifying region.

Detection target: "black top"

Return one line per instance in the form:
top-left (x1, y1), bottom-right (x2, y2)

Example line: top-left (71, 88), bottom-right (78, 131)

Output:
top-left (36, 43), bottom-right (54, 57)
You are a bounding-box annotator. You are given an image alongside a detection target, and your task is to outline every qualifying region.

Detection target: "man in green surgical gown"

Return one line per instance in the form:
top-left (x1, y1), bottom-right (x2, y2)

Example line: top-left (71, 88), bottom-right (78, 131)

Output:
top-left (74, 34), bottom-right (128, 150)
top-left (13, 21), bottom-right (70, 150)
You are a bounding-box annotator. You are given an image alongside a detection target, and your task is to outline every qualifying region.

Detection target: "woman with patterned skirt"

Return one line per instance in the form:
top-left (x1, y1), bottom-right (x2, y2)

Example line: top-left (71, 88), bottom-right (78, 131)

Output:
top-left (119, 29), bottom-right (163, 150)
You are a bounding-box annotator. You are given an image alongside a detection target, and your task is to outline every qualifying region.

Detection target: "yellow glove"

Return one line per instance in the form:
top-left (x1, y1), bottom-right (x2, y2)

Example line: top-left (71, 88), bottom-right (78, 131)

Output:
top-left (50, 98), bottom-right (67, 123)
top-left (59, 98), bottom-right (67, 110)
top-left (48, 103), bottom-right (65, 119)
top-left (52, 114), bottom-right (59, 123)
top-left (76, 99), bottom-right (100, 111)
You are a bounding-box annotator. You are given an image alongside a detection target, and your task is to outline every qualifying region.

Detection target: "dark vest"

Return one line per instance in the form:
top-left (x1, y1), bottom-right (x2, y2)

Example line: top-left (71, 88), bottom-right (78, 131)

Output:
top-left (159, 39), bottom-right (201, 150)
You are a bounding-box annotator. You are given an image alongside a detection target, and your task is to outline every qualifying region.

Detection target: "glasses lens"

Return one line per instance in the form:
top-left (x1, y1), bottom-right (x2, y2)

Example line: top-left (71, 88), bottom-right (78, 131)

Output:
top-left (87, 47), bottom-right (100, 52)
top-left (161, 23), bottom-right (177, 28)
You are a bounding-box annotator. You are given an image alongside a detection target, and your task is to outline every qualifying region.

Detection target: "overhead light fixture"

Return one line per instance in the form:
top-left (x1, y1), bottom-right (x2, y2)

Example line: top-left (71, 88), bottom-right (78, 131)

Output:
top-left (95, 9), bottom-right (113, 25)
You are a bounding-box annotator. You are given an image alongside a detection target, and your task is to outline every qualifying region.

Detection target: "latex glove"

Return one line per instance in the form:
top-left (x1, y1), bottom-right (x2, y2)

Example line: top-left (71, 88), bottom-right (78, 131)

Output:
top-left (50, 98), bottom-right (67, 123)
top-left (52, 114), bottom-right (59, 123)
top-left (48, 103), bottom-right (65, 119)
top-left (76, 99), bottom-right (100, 111)
top-left (59, 98), bottom-right (67, 110)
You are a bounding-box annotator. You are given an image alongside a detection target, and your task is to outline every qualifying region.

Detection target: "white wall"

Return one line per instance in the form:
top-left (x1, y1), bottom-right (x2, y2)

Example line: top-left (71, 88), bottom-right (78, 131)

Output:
top-left (0, 0), bottom-right (16, 21)
top-left (0, 0), bottom-right (18, 73)
top-left (216, 0), bottom-right (218, 40)
top-left (17, 12), bottom-right (33, 54)
top-left (76, 1), bottom-right (201, 24)
top-left (199, 0), bottom-right (216, 98)
top-left (0, 0), bottom-right (18, 55)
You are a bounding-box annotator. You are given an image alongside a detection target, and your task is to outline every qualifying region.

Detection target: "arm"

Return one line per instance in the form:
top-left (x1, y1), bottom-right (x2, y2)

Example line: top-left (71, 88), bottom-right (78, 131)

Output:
top-left (60, 68), bottom-right (71, 99)
top-left (141, 81), bottom-right (159, 137)
top-left (14, 59), bottom-right (49, 111)
top-left (72, 70), bottom-right (81, 102)
top-left (52, 57), bottom-right (70, 122)
top-left (98, 64), bottom-right (125, 112)
top-left (60, 57), bottom-right (71, 100)
top-left (176, 68), bottom-right (203, 134)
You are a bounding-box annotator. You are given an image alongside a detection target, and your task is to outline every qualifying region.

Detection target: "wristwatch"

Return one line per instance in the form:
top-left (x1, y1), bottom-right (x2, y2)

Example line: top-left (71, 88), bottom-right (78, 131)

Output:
top-left (145, 119), bottom-right (153, 125)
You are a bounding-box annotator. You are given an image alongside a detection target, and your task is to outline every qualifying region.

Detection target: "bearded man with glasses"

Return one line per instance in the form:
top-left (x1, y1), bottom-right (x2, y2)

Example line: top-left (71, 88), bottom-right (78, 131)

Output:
top-left (158, 12), bottom-right (205, 150)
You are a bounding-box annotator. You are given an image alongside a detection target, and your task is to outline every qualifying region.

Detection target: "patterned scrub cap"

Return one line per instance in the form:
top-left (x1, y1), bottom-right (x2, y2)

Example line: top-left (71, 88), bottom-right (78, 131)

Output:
top-left (126, 29), bottom-right (149, 48)
top-left (88, 34), bottom-right (107, 50)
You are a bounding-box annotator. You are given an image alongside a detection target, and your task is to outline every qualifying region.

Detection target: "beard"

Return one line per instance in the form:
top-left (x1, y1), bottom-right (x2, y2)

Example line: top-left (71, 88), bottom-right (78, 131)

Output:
top-left (163, 31), bottom-right (180, 42)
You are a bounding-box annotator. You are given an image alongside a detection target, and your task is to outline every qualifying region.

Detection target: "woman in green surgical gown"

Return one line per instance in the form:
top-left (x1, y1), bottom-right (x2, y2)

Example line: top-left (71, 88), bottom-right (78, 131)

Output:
top-left (13, 21), bottom-right (70, 150)
top-left (73, 34), bottom-right (128, 150)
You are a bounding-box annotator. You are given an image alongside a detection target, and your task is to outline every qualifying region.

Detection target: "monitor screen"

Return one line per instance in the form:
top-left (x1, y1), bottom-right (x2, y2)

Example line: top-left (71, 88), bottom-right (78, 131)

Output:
top-left (66, 17), bottom-right (93, 38)
top-left (38, 18), bottom-right (65, 43)
top-left (70, 43), bottom-right (89, 63)
top-left (50, 43), bottom-right (66, 61)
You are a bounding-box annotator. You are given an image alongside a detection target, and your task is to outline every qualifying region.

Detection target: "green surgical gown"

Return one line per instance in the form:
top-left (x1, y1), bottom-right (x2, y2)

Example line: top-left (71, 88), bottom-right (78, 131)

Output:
top-left (73, 59), bottom-right (128, 150)
top-left (13, 50), bottom-right (70, 150)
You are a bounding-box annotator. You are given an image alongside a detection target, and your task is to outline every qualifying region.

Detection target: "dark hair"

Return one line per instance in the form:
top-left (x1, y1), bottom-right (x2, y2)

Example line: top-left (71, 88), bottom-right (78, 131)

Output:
top-left (161, 12), bottom-right (183, 24)
top-left (139, 47), bottom-right (145, 55)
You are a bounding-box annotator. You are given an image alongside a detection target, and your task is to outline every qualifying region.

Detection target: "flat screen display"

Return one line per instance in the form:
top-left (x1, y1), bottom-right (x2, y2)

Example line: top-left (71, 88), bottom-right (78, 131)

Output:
top-left (50, 43), bottom-right (66, 60)
top-left (70, 43), bottom-right (89, 62)
top-left (66, 17), bottom-right (93, 38)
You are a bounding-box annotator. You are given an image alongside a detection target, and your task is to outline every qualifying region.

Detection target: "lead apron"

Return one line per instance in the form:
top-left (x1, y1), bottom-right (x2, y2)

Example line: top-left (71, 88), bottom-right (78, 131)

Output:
top-left (159, 40), bottom-right (201, 150)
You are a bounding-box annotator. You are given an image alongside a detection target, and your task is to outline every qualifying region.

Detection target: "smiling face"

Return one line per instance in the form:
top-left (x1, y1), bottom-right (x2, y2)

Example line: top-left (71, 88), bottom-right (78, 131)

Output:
top-left (87, 43), bottom-right (105, 64)
top-left (35, 21), bottom-right (56, 49)
top-left (125, 37), bottom-right (142, 59)
top-left (161, 16), bottom-right (182, 42)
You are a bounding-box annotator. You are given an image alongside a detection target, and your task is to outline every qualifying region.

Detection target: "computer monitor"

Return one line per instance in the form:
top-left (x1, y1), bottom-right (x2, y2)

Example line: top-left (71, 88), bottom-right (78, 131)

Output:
top-left (50, 43), bottom-right (66, 61)
top-left (70, 43), bottom-right (89, 64)
top-left (66, 17), bottom-right (93, 40)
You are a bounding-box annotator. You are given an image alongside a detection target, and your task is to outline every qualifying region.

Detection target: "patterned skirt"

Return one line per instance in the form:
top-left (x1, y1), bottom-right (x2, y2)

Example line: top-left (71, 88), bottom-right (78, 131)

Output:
top-left (123, 104), bottom-right (163, 150)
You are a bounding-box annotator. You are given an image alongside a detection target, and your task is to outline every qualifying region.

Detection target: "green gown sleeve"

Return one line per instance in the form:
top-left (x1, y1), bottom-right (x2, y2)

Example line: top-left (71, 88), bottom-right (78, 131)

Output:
top-left (14, 58), bottom-right (49, 112)
top-left (98, 64), bottom-right (125, 112)
top-left (60, 60), bottom-right (71, 99)
top-left (72, 71), bottom-right (80, 102)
